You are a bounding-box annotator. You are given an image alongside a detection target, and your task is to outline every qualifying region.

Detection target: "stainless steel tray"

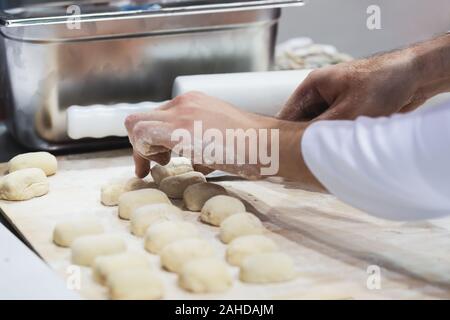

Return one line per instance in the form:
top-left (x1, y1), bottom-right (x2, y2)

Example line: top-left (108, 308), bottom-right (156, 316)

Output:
top-left (0, 0), bottom-right (304, 150)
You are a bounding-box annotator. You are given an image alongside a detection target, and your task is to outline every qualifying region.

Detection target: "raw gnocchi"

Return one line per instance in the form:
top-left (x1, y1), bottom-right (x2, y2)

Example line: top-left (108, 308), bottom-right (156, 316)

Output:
top-left (0, 168), bottom-right (49, 201)
top-left (8, 152), bottom-right (57, 176)
top-left (71, 234), bottom-right (126, 266)
top-left (183, 182), bottom-right (227, 211)
top-left (200, 195), bottom-right (245, 226)
top-left (118, 188), bottom-right (170, 220)
top-left (130, 203), bottom-right (181, 237)
top-left (53, 217), bottom-right (104, 247)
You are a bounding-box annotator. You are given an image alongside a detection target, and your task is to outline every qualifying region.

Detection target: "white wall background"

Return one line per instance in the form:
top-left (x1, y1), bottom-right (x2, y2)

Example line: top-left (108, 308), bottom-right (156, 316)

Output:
top-left (278, 0), bottom-right (450, 58)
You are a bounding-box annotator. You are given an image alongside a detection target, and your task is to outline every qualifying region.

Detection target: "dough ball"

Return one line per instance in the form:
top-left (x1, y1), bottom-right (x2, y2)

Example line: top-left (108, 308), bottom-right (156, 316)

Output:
top-left (220, 213), bottom-right (264, 244)
top-left (101, 183), bottom-right (124, 206)
top-left (226, 235), bottom-right (279, 266)
top-left (192, 164), bottom-right (214, 176)
top-left (239, 252), bottom-right (296, 283)
top-left (160, 238), bottom-right (215, 273)
top-left (107, 268), bottom-right (163, 300)
top-left (130, 203), bottom-right (182, 237)
top-left (8, 152), bottom-right (57, 176)
top-left (101, 178), bottom-right (154, 206)
top-left (0, 168), bottom-right (49, 201)
top-left (118, 188), bottom-right (170, 220)
top-left (179, 258), bottom-right (232, 293)
top-left (159, 171), bottom-right (206, 199)
top-left (71, 234), bottom-right (126, 266)
top-left (53, 217), bottom-right (104, 247)
top-left (151, 157), bottom-right (193, 185)
top-left (183, 182), bottom-right (227, 211)
top-left (124, 177), bottom-right (155, 191)
top-left (200, 195), bottom-right (245, 226)
top-left (93, 252), bottom-right (149, 284)
top-left (144, 221), bottom-right (199, 254)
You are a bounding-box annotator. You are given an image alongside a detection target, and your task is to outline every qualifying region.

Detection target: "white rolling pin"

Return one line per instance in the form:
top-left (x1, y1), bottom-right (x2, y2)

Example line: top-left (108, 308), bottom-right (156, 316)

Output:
top-left (67, 69), bottom-right (312, 139)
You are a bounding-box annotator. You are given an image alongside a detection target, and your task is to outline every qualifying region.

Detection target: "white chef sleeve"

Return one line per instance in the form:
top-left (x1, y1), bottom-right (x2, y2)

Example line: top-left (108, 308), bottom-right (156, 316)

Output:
top-left (301, 102), bottom-right (450, 221)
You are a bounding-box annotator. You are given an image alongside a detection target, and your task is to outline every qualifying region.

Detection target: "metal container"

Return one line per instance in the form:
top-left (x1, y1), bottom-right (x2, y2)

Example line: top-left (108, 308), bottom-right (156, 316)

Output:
top-left (0, 0), bottom-right (304, 151)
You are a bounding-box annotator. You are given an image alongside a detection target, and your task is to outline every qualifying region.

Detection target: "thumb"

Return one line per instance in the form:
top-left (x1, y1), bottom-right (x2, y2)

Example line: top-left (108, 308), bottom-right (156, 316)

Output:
top-left (314, 100), bottom-right (353, 121)
top-left (132, 120), bottom-right (176, 157)
top-left (277, 74), bottom-right (329, 121)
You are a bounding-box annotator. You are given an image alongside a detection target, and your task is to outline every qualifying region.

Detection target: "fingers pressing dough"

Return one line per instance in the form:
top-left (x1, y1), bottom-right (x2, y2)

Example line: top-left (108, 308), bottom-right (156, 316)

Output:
top-left (151, 157), bottom-right (193, 185)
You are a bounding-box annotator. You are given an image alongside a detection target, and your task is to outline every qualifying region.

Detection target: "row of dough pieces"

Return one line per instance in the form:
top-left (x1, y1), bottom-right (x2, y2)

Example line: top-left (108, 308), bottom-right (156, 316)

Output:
top-left (0, 153), bottom-right (296, 299)
top-left (55, 157), bottom-right (296, 299)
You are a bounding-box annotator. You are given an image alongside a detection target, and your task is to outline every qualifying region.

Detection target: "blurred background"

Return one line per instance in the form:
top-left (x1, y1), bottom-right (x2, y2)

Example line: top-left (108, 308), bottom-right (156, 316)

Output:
top-left (0, 0), bottom-right (449, 121)
top-left (278, 0), bottom-right (450, 58)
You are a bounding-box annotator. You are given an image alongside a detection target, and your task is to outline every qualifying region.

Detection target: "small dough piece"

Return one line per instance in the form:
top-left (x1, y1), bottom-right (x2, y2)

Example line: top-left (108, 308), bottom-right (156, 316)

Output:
top-left (179, 258), bottom-right (232, 293)
top-left (71, 234), bottom-right (126, 266)
top-left (159, 171), bottom-right (206, 199)
top-left (118, 189), bottom-right (170, 220)
top-left (101, 178), bottom-right (154, 206)
top-left (160, 238), bottom-right (215, 273)
top-left (151, 157), bottom-right (193, 185)
top-left (53, 217), bottom-right (104, 247)
top-left (101, 183), bottom-right (124, 206)
top-left (0, 168), bottom-right (49, 201)
top-left (200, 195), bottom-right (245, 226)
top-left (8, 152), bottom-right (57, 176)
top-left (220, 213), bottom-right (264, 244)
top-left (239, 252), bottom-right (296, 283)
top-left (144, 221), bottom-right (199, 254)
top-left (125, 177), bottom-right (154, 191)
top-left (130, 203), bottom-right (182, 237)
top-left (226, 235), bottom-right (278, 266)
top-left (183, 182), bottom-right (227, 211)
top-left (107, 268), bottom-right (163, 300)
top-left (93, 252), bottom-right (149, 284)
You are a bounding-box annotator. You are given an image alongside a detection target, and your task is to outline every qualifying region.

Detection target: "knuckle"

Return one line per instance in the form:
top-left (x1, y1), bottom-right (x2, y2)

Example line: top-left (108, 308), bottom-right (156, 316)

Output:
top-left (172, 91), bottom-right (202, 105)
top-left (132, 121), bottom-right (147, 138)
top-left (173, 117), bottom-right (192, 129)
top-left (171, 94), bottom-right (190, 105)
top-left (309, 69), bottom-right (322, 79)
top-left (187, 90), bottom-right (205, 97)
top-left (124, 114), bottom-right (139, 130)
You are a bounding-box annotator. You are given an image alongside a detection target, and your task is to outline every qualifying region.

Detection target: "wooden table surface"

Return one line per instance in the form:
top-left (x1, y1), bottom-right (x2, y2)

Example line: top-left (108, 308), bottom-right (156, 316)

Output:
top-left (2, 149), bottom-right (450, 299)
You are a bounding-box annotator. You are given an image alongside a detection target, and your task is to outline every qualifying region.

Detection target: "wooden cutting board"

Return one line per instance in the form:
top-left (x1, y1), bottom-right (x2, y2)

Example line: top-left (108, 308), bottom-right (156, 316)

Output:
top-left (1, 149), bottom-right (450, 299)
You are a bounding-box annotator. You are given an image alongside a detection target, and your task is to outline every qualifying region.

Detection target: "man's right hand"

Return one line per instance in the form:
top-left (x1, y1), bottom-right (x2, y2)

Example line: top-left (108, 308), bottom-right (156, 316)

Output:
top-left (278, 34), bottom-right (450, 122)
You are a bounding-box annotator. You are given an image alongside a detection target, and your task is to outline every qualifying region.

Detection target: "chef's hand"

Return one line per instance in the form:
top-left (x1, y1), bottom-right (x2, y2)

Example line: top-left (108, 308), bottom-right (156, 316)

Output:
top-left (278, 34), bottom-right (450, 121)
top-left (125, 92), bottom-right (323, 191)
